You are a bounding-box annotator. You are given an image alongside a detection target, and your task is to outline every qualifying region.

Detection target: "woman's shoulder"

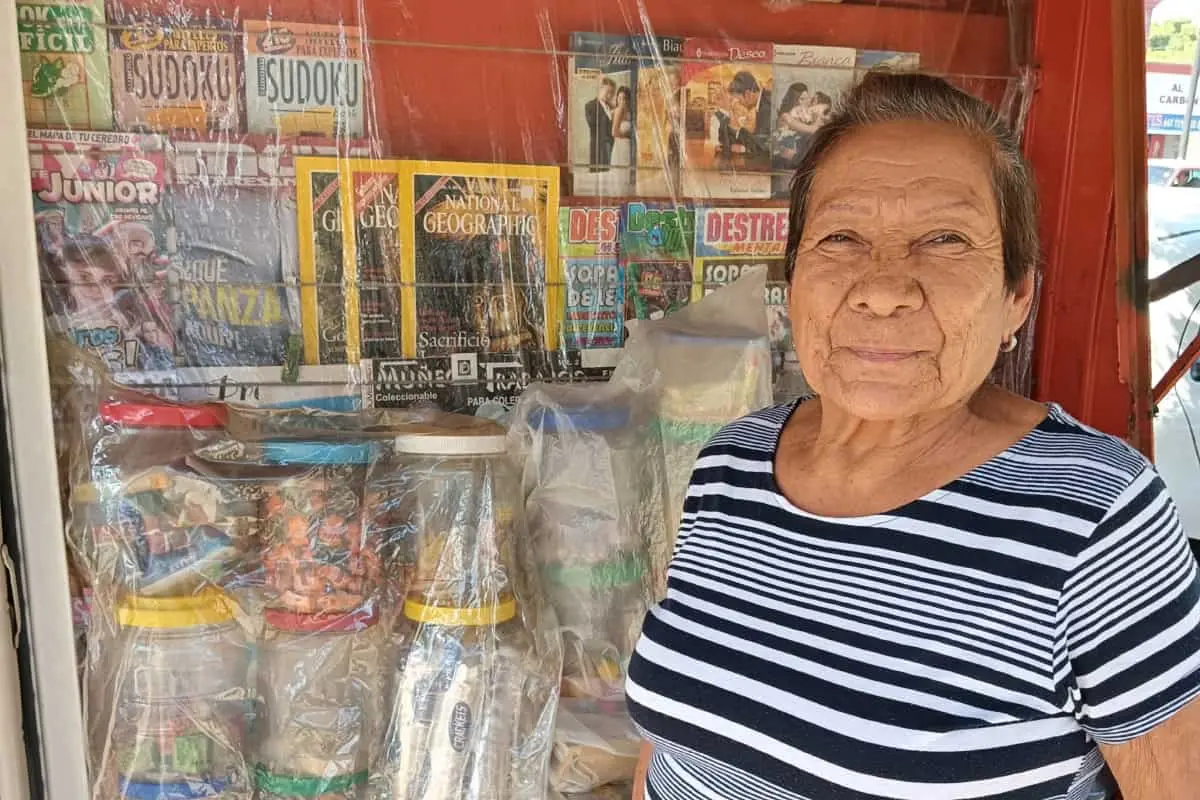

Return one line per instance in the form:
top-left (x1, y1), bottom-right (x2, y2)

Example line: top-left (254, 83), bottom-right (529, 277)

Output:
top-left (701, 401), bottom-right (798, 454)
top-left (1024, 402), bottom-right (1149, 476)
top-left (981, 401), bottom-right (1155, 520)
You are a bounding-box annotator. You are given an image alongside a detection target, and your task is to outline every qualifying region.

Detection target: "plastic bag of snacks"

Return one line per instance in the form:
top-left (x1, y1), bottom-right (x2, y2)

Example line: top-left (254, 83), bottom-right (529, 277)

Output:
top-left (509, 383), bottom-right (652, 792)
top-left (370, 415), bottom-right (561, 800)
top-left (548, 783), bottom-right (633, 800)
top-left (548, 701), bottom-right (641, 794)
top-left (612, 270), bottom-right (773, 598)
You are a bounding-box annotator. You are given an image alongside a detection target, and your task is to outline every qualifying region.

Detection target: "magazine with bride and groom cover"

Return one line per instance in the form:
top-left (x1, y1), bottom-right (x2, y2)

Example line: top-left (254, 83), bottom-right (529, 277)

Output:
top-left (567, 32), bottom-right (637, 198)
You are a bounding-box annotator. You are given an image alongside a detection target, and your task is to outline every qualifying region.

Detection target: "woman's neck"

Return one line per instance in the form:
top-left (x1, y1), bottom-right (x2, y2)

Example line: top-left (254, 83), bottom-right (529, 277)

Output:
top-left (775, 387), bottom-right (1049, 517)
top-left (800, 393), bottom-right (986, 486)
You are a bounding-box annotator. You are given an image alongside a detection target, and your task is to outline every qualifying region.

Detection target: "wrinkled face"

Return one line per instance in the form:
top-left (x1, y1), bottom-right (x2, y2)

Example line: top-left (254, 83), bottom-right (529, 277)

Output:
top-left (788, 120), bottom-right (1033, 420)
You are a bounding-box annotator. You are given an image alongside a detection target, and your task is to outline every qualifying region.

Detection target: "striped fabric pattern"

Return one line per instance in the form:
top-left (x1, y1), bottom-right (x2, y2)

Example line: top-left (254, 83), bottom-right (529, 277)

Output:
top-left (627, 402), bottom-right (1200, 800)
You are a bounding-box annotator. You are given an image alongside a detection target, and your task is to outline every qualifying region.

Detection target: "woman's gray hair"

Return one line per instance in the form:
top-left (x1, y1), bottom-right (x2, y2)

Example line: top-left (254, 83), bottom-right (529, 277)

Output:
top-left (783, 71), bottom-right (1039, 292)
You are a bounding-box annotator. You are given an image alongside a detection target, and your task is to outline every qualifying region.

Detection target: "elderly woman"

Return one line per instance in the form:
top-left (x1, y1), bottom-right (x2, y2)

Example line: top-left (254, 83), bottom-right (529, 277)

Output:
top-left (627, 72), bottom-right (1200, 799)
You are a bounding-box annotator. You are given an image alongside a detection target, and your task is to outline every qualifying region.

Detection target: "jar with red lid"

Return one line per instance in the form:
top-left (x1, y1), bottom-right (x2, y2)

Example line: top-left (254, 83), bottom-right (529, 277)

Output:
top-left (254, 606), bottom-right (386, 800)
top-left (75, 400), bottom-right (253, 597)
top-left (89, 400), bottom-right (229, 479)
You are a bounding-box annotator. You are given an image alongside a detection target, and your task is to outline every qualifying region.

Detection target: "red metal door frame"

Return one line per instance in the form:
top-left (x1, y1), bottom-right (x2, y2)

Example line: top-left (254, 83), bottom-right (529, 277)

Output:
top-left (1026, 0), bottom-right (1152, 453)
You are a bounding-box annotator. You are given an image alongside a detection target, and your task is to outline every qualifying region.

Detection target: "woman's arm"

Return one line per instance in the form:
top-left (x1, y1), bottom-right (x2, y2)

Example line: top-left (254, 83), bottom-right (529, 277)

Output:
top-left (632, 741), bottom-right (652, 800)
top-left (1100, 697), bottom-right (1200, 798)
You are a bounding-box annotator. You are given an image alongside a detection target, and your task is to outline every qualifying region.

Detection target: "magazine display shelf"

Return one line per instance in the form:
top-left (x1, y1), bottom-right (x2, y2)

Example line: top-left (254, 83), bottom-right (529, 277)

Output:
top-left (0, 1), bottom-right (1026, 798)
top-left (16, 0), bottom-right (1029, 409)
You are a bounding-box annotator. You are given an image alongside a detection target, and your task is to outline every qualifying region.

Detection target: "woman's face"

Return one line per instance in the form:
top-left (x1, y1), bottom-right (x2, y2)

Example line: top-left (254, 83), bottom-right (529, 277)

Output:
top-left (788, 120), bottom-right (1034, 421)
top-left (616, 90), bottom-right (629, 109)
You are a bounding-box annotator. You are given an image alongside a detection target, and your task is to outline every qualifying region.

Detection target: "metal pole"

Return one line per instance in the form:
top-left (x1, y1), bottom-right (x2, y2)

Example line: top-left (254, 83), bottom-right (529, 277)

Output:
top-left (1181, 31), bottom-right (1200, 156)
top-left (0, 4), bottom-right (88, 799)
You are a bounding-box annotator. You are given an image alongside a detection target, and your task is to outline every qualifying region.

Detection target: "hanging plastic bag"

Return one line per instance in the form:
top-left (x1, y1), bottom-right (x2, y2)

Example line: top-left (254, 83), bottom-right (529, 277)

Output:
top-left (611, 269), bottom-right (773, 598)
top-left (509, 382), bottom-right (653, 792)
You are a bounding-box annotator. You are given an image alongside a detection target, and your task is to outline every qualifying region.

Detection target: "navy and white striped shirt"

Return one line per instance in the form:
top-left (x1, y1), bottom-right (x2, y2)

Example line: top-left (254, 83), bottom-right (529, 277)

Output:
top-left (627, 402), bottom-right (1200, 800)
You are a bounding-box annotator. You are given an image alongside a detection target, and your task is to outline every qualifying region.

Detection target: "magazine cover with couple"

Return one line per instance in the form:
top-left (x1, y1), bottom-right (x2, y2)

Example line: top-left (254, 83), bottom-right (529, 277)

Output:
top-left (568, 32), bottom-right (637, 197)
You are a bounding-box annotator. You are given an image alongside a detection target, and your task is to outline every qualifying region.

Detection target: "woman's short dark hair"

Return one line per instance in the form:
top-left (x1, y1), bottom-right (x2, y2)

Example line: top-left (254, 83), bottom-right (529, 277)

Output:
top-left (783, 72), bottom-right (1039, 293)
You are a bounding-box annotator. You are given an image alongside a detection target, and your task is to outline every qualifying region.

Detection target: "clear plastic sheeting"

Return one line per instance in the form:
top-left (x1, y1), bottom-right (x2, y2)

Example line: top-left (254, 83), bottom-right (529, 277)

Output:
top-left (255, 607), bottom-right (386, 799)
top-left (23, 0), bottom-right (1034, 421)
top-left (613, 272), bottom-right (774, 599)
top-left (509, 383), bottom-right (653, 792)
top-left (548, 702), bottom-right (641, 795)
top-left (86, 588), bottom-right (255, 799)
top-left (59, 346), bottom-right (560, 799)
top-left (21, 1), bottom-right (1034, 798)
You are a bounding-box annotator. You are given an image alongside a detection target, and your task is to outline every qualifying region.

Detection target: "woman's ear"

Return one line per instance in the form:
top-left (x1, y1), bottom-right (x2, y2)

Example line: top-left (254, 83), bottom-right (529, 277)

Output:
top-left (1007, 269), bottom-right (1037, 331)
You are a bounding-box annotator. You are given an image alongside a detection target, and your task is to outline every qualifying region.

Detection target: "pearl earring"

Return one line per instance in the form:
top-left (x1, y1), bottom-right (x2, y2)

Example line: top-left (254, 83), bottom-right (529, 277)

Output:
top-left (1000, 334), bottom-right (1019, 353)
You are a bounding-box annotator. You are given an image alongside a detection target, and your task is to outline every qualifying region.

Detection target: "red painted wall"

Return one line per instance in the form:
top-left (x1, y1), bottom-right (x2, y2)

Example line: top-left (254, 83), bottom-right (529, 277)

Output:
top-left (123, 0), bottom-right (1145, 441)
top-left (1026, 0), bottom-right (1150, 446)
top-left (126, 0), bottom-right (1013, 160)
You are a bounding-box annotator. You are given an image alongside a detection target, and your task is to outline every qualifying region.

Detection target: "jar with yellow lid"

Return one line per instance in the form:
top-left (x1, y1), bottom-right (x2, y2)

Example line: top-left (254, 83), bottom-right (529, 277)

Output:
top-left (94, 588), bottom-right (253, 799)
top-left (373, 421), bottom-right (561, 800)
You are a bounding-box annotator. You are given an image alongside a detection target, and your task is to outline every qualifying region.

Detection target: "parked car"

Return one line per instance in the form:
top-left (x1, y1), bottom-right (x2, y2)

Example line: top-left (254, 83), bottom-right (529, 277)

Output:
top-left (1148, 160), bottom-right (1200, 281)
top-left (1149, 158), bottom-right (1200, 188)
top-left (1148, 160), bottom-right (1200, 540)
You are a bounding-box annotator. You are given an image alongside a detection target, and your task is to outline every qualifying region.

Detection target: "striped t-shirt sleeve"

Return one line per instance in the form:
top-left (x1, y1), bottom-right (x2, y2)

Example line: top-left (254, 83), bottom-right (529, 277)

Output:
top-left (1059, 464), bottom-right (1200, 743)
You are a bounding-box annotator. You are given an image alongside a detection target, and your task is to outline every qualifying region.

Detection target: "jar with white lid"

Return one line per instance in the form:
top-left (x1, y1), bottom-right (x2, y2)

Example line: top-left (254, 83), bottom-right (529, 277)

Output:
top-left (389, 428), bottom-right (521, 611)
top-left (375, 422), bottom-right (560, 800)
